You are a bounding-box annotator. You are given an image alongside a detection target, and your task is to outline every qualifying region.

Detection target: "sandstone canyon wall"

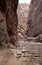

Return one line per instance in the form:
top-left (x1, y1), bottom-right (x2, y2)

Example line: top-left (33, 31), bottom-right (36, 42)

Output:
top-left (0, 0), bottom-right (18, 48)
top-left (18, 4), bottom-right (29, 31)
top-left (6, 0), bottom-right (19, 45)
top-left (27, 0), bottom-right (42, 37)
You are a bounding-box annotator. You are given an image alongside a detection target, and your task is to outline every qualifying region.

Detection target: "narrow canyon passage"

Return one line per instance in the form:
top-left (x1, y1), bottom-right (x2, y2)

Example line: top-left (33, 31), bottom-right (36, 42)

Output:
top-left (0, 0), bottom-right (42, 65)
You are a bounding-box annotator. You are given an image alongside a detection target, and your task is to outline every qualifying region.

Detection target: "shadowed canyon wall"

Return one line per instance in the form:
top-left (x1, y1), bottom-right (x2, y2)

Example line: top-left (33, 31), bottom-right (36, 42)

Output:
top-left (27, 0), bottom-right (42, 37)
top-left (0, 0), bottom-right (18, 47)
top-left (6, 0), bottom-right (19, 45)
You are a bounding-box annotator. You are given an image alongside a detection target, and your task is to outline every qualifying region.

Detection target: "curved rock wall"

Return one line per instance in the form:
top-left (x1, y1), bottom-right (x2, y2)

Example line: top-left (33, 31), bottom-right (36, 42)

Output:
top-left (27, 0), bottom-right (42, 37)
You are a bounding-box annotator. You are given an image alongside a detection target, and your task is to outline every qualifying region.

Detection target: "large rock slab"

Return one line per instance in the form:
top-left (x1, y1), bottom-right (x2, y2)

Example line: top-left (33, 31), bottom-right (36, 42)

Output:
top-left (27, 0), bottom-right (42, 37)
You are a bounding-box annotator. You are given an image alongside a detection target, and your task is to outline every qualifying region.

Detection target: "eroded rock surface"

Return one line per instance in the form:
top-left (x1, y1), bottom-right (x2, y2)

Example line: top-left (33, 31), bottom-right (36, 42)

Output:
top-left (27, 0), bottom-right (42, 37)
top-left (0, 0), bottom-right (19, 46)
top-left (6, 0), bottom-right (19, 45)
top-left (0, 11), bottom-right (10, 48)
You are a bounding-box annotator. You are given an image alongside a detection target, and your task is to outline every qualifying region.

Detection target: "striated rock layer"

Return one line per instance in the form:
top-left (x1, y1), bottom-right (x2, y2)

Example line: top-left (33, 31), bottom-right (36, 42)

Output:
top-left (27, 0), bottom-right (42, 37)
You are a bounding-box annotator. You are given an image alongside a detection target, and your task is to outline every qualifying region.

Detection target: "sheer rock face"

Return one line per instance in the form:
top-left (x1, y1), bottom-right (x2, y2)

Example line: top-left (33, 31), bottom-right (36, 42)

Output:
top-left (0, 0), bottom-right (18, 47)
top-left (27, 0), bottom-right (42, 37)
top-left (6, 0), bottom-right (19, 45)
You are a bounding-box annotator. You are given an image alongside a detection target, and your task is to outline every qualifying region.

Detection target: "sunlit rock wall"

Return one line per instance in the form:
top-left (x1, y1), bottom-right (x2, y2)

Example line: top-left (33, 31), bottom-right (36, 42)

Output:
top-left (18, 4), bottom-right (29, 31)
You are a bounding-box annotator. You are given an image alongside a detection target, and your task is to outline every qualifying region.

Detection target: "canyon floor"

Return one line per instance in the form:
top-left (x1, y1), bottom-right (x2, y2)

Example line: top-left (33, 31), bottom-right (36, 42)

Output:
top-left (0, 40), bottom-right (42, 65)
